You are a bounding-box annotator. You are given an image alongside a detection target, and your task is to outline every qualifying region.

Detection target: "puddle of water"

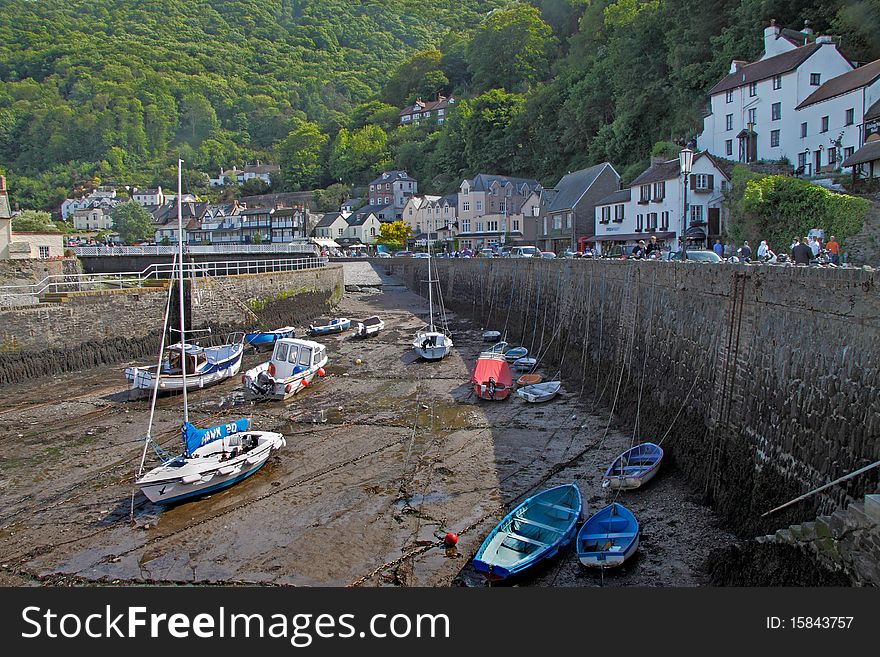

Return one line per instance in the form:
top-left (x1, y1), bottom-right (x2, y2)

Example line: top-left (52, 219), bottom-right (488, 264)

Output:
top-left (393, 491), bottom-right (451, 509)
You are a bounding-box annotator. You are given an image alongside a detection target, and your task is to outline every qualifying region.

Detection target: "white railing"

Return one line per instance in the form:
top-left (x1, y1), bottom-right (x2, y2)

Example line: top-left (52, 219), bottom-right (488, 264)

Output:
top-left (73, 243), bottom-right (317, 257)
top-left (0, 257), bottom-right (328, 305)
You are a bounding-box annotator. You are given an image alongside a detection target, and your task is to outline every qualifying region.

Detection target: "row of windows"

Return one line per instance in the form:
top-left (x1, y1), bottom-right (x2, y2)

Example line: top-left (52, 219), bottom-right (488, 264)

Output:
top-left (459, 219), bottom-right (521, 233)
top-left (726, 107), bottom-right (856, 132)
top-left (725, 73), bottom-right (821, 104)
top-left (598, 204), bottom-right (626, 224)
top-left (369, 182), bottom-right (414, 192)
top-left (639, 181), bottom-right (666, 203)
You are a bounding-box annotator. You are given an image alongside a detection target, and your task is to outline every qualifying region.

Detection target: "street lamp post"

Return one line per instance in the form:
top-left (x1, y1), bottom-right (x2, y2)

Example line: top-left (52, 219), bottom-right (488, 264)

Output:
top-left (679, 147), bottom-right (694, 244)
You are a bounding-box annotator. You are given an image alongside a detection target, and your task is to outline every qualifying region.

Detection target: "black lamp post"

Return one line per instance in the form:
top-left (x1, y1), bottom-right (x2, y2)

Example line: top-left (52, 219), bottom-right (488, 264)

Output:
top-left (679, 147), bottom-right (694, 242)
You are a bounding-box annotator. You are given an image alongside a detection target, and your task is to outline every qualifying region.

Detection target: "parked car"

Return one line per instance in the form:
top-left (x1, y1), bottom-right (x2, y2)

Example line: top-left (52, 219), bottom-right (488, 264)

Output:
top-left (510, 246), bottom-right (540, 258)
top-left (499, 246), bottom-right (513, 258)
top-left (479, 248), bottom-right (495, 257)
top-left (599, 245), bottom-right (635, 259)
top-left (413, 252), bottom-right (431, 259)
top-left (394, 250), bottom-right (414, 257)
top-left (663, 249), bottom-right (722, 262)
top-left (349, 251), bottom-right (368, 258)
top-left (539, 251), bottom-right (557, 259)
top-left (376, 252), bottom-right (391, 258)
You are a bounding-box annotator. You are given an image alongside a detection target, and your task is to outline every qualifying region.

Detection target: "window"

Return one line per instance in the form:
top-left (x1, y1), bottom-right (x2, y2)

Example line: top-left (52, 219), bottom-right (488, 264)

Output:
top-left (462, 219), bottom-right (471, 232)
top-left (726, 114), bottom-right (733, 131)
top-left (287, 346), bottom-right (300, 364)
top-left (487, 220), bottom-right (498, 232)
top-left (385, 183), bottom-right (391, 190)
top-left (694, 174), bottom-right (710, 190)
top-left (299, 348), bottom-right (312, 367)
top-left (771, 102), bottom-right (781, 121)
top-left (647, 212), bottom-right (657, 230)
top-left (600, 207), bottom-right (611, 224)
top-left (369, 185), bottom-right (375, 193)
top-left (275, 343), bottom-right (289, 362)
top-left (726, 139), bottom-right (733, 156)
top-left (639, 185), bottom-right (651, 203)
top-left (844, 146), bottom-right (854, 160)
top-left (370, 227), bottom-right (375, 236)
top-left (749, 82), bottom-right (757, 97)
top-left (821, 116), bottom-right (829, 133)
top-left (636, 214), bottom-right (644, 231)
top-left (798, 151), bottom-right (808, 170)
top-left (476, 221), bottom-right (484, 232)
top-left (652, 181), bottom-right (665, 201)
top-left (370, 197), bottom-right (375, 205)
top-left (566, 213), bottom-right (572, 229)
top-left (462, 201), bottom-right (470, 212)
top-left (337, 227), bottom-right (343, 236)
top-left (475, 201), bottom-right (483, 212)
top-left (748, 108), bottom-right (756, 125)
top-left (810, 73), bottom-right (821, 86)
top-left (770, 130), bottom-right (780, 147)
top-left (512, 219), bottom-right (520, 231)
top-left (691, 205), bottom-right (703, 224)
top-left (801, 122), bottom-right (808, 138)
top-left (614, 205), bottom-right (625, 223)
top-left (773, 75), bottom-right (782, 90)
top-left (725, 90), bottom-right (733, 103)
top-left (660, 211), bottom-right (669, 230)
top-left (828, 147), bottom-right (837, 165)
top-left (39, 246), bottom-right (50, 259)
top-left (499, 201), bottom-right (507, 213)
top-left (553, 215), bottom-right (562, 230)
top-left (845, 108), bottom-right (854, 126)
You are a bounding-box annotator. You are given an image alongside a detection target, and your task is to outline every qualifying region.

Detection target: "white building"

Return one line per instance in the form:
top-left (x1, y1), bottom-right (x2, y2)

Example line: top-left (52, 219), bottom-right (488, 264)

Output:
top-left (343, 210), bottom-right (381, 245)
top-left (594, 153), bottom-right (730, 250)
top-left (131, 186), bottom-right (165, 207)
top-left (367, 171), bottom-right (417, 217)
top-left (401, 194), bottom-right (458, 237)
top-left (209, 163), bottom-right (280, 187)
top-left (71, 206), bottom-right (114, 231)
top-left (313, 212), bottom-right (350, 241)
top-left (60, 188), bottom-right (117, 220)
top-left (698, 20), bottom-right (853, 168)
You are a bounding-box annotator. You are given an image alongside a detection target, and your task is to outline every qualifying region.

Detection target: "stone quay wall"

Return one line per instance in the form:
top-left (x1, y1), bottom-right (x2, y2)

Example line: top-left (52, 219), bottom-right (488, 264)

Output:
top-left (393, 258), bottom-right (879, 540)
top-left (0, 264), bottom-right (343, 385)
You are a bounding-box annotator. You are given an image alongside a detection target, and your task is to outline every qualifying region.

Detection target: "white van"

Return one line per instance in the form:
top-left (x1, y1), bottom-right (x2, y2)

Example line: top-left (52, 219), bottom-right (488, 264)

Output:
top-left (510, 246), bottom-right (539, 258)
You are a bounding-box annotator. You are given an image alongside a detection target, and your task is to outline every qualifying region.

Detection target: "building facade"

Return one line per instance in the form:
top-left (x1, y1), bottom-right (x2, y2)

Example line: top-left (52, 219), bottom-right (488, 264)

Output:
top-left (455, 174), bottom-right (542, 251)
top-left (367, 171), bottom-right (418, 218)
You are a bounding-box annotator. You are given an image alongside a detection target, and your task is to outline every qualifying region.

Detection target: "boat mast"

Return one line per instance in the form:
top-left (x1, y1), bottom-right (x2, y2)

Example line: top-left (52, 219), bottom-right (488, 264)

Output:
top-left (177, 159), bottom-right (188, 424)
top-left (427, 239), bottom-right (435, 333)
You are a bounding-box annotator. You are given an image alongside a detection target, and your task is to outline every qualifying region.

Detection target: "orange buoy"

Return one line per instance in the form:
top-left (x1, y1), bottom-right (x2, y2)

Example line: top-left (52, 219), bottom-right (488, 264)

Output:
top-left (301, 378), bottom-right (308, 387)
top-left (317, 367), bottom-right (326, 377)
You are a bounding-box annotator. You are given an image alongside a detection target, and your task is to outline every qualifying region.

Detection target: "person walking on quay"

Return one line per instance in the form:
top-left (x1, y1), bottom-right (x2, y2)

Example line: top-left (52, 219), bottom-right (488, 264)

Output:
top-left (713, 238), bottom-right (723, 258)
top-left (809, 236), bottom-right (821, 257)
top-left (826, 235), bottom-right (840, 264)
top-left (756, 240), bottom-right (769, 260)
top-left (738, 240), bottom-right (752, 262)
top-left (792, 236), bottom-right (813, 265)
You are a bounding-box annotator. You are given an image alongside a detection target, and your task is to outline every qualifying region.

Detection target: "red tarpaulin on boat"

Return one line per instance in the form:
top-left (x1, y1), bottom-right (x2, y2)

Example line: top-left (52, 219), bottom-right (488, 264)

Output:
top-left (470, 354), bottom-right (513, 400)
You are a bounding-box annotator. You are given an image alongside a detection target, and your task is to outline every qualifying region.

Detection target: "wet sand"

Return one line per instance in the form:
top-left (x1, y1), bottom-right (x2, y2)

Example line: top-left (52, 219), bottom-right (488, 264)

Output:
top-left (0, 282), bottom-right (735, 587)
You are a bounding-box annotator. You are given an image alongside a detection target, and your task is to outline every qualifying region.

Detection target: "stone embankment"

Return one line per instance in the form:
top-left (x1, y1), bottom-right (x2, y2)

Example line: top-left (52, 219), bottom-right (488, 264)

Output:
top-left (389, 257), bottom-right (879, 584)
top-left (0, 264), bottom-right (343, 385)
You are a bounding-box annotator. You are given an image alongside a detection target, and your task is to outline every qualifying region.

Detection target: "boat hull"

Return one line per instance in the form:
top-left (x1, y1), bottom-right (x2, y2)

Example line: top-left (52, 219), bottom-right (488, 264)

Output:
top-left (578, 535), bottom-right (639, 568)
top-left (413, 332), bottom-right (453, 361)
top-left (576, 503), bottom-right (640, 568)
top-left (137, 431), bottom-right (285, 504)
top-left (242, 362), bottom-right (326, 401)
top-left (125, 347), bottom-right (243, 393)
top-left (310, 319), bottom-right (350, 336)
top-left (601, 442), bottom-right (664, 490)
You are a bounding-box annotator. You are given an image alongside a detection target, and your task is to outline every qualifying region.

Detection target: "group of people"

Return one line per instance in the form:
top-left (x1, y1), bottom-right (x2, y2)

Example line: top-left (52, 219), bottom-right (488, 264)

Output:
top-left (730, 234), bottom-right (839, 265)
top-left (628, 235), bottom-right (665, 259)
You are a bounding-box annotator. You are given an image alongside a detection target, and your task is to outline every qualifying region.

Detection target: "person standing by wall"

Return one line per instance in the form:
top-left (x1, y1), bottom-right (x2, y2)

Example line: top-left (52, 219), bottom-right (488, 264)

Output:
top-left (826, 235), bottom-right (840, 264)
top-left (792, 236), bottom-right (813, 265)
top-left (713, 239), bottom-right (723, 258)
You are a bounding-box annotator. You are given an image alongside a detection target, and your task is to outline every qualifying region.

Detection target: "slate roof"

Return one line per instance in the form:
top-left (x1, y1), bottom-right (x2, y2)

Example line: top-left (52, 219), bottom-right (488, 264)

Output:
top-left (629, 159), bottom-right (683, 187)
top-left (346, 211), bottom-right (377, 226)
top-left (315, 212), bottom-right (346, 228)
top-left (866, 98), bottom-right (880, 122)
top-left (797, 58), bottom-right (880, 109)
top-left (596, 189), bottom-right (632, 206)
top-left (466, 173), bottom-right (542, 193)
top-left (370, 171), bottom-right (415, 186)
top-left (708, 44), bottom-right (822, 96)
top-left (546, 163), bottom-right (616, 213)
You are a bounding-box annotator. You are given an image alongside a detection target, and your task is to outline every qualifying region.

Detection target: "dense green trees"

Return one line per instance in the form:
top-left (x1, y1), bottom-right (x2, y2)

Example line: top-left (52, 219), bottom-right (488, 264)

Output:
top-left (111, 202), bottom-right (154, 244)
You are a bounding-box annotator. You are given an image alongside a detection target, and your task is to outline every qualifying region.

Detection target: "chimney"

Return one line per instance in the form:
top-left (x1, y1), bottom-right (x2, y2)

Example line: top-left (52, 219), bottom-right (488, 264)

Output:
top-left (0, 175), bottom-right (5, 192)
top-left (650, 156), bottom-right (667, 166)
top-left (763, 19), bottom-right (789, 59)
top-left (729, 60), bottom-right (747, 73)
top-left (816, 35), bottom-right (834, 45)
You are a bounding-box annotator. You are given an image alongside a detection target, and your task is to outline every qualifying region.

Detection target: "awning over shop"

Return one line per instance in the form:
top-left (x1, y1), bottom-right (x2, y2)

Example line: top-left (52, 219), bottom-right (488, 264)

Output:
top-left (684, 226), bottom-right (707, 238)
top-left (592, 231), bottom-right (676, 242)
top-left (312, 238), bottom-right (340, 248)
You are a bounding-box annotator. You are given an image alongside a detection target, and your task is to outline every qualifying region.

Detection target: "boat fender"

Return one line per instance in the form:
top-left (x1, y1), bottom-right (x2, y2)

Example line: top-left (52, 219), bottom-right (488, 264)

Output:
top-left (317, 367), bottom-right (326, 377)
top-left (268, 362), bottom-right (276, 377)
top-left (301, 378), bottom-right (308, 387)
top-left (285, 383), bottom-right (293, 394)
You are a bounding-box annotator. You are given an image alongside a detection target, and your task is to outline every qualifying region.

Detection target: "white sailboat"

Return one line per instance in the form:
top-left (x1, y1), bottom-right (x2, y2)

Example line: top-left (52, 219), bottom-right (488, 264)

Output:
top-left (135, 160), bottom-right (285, 505)
top-left (412, 243), bottom-right (453, 361)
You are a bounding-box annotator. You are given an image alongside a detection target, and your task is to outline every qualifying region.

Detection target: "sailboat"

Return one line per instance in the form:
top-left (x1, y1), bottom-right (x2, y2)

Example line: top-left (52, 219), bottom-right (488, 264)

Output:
top-left (412, 244), bottom-right (453, 361)
top-left (134, 160), bottom-right (285, 505)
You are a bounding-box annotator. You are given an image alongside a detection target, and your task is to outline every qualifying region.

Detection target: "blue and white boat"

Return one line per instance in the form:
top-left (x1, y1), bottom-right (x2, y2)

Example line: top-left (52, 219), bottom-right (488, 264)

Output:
top-left (576, 503), bottom-right (639, 568)
top-left (602, 442), bottom-right (664, 490)
top-left (512, 357), bottom-right (537, 372)
top-left (309, 317), bottom-right (351, 335)
top-left (242, 337), bottom-right (328, 401)
top-left (504, 346), bottom-right (528, 362)
top-left (472, 483), bottom-right (582, 582)
top-left (125, 340), bottom-right (244, 394)
top-left (245, 326), bottom-right (296, 350)
top-left (136, 418), bottom-right (285, 505)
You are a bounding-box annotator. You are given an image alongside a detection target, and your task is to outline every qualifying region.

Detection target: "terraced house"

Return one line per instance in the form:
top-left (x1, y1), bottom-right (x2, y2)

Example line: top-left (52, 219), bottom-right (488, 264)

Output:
top-left (456, 174), bottom-right (542, 252)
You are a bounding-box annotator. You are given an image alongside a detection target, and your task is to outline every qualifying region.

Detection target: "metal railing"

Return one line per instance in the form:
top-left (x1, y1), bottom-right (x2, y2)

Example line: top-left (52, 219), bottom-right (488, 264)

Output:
top-left (73, 243), bottom-right (317, 256)
top-left (0, 257), bottom-right (328, 305)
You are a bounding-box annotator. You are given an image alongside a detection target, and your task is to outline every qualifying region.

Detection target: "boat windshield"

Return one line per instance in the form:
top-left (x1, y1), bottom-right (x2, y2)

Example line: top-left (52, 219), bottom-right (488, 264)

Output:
top-left (274, 342), bottom-right (290, 362)
top-left (299, 347), bottom-right (312, 366)
top-left (287, 345), bottom-right (301, 363)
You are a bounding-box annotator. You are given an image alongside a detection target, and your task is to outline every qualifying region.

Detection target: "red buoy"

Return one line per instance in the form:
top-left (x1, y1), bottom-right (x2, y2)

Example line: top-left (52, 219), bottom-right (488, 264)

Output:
top-left (317, 367), bottom-right (326, 377)
top-left (301, 378), bottom-right (308, 387)
top-left (443, 532), bottom-right (458, 547)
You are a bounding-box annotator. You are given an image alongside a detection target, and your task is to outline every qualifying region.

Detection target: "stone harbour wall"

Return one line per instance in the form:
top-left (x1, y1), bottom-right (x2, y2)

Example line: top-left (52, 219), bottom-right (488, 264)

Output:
top-left (395, 258), bottom-right (879, 542)
top-left (0, 264), bottom-right (343, 385)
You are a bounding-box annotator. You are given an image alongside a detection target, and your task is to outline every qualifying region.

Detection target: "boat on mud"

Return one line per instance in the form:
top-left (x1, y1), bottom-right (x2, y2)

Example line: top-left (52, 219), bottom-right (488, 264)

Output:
top-left (244, 326), bottom-right (296, 351)
top-left (576, 502), bottom-right (639, 568)
top-left (471, 351), bottom-right (513, 401)
top-left (242, 337), bottom-right (328, 401)
top-left (309, 318), bottom-right (351, 336)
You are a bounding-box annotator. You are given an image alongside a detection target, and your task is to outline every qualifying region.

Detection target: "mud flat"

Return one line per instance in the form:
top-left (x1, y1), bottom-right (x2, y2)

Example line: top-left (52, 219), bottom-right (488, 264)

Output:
top-left (0, 284), bottom-right (735, 587)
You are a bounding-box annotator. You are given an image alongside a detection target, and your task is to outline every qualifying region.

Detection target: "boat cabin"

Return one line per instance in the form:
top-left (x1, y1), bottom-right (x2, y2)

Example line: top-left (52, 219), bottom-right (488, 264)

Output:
top-left (165, 345), bottom-right (207, 374)
top-left (270, 338), bottom-right (327, 380)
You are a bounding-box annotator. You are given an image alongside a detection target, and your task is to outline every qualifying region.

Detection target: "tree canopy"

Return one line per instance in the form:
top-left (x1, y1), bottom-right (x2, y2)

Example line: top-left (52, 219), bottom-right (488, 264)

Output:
top-left (111, 202), bottom-right (155, 244)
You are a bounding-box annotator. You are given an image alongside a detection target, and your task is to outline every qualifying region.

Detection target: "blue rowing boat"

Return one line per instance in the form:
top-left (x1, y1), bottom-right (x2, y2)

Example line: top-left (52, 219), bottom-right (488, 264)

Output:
top-left (244, 326), bottom-right (296, 350)
top-left (602, 442), bottom-right (664, 490)
top-left (472, 483), bottom-right (582, 582)
top-left (576, 503), bottom-right (639, 568)
top-left (504, 346), bottom-right (528, 362)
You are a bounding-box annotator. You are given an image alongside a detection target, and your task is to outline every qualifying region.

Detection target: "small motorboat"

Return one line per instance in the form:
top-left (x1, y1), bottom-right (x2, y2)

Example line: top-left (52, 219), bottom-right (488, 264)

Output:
top-left (517, 373), bottom-right (543, 386)
top-left (488, 341), bottom-right (508, 354)
top-left (482, 330), bottom-right (501, 342)
top-left (242, 338), bottom-right (328, 400)
top-left (576, 503), bottom-right (639, 568)
top-left (512, 357), bottom-right (537, 372)
top-left (125, 340), bottom-right (244, 395)
top-left (354, 316), bottom-right (384, 338)
top-left (473, 483), bottom-right (582, 582)
top-left (516, 380), bottom-right (561, 403)
top-left (602, 442), bottom-right (664, 490)
top-left (309, 318), bottom-right (351, 335)
top-left (504, 346), bottom-right (528, 362)
top-left (244, 326), bottom-right (295, 351)
top-left (470, 352), bottom-right (513, 400)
